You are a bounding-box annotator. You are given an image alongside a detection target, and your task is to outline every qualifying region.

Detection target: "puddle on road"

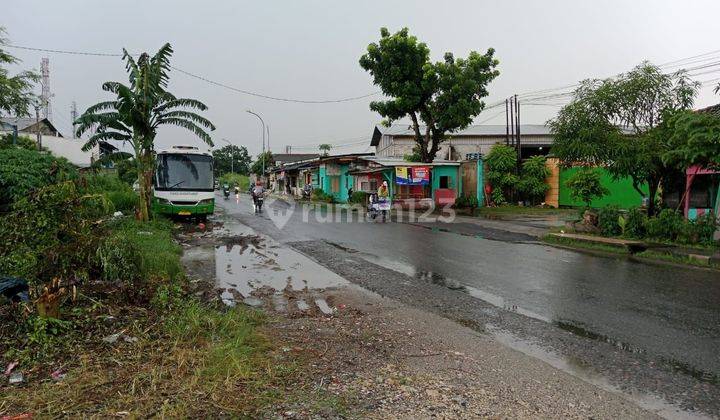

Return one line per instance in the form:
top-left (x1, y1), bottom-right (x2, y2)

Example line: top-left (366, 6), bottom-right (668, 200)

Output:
top-left (183, 224), bottom-right (347, 306)
top-left (215, 240), bottom-right (347, 299)
top-left (489, 327), bottom-right (712, 420)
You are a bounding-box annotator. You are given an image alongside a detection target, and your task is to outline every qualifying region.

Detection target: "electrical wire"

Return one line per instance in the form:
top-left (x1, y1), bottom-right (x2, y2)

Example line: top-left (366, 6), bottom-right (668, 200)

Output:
top-left (6, 44), bottom-right (381, 104)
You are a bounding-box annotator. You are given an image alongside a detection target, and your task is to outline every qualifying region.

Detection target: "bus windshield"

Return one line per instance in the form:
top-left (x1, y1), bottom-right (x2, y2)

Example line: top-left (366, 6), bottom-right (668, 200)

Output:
top-left (155, 153), bottom-right (213, 191)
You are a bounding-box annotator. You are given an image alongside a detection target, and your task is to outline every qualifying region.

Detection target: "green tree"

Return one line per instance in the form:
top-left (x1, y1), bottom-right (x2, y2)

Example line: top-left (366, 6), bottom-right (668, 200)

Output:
top-left (318, 143), bottom-right (332, 156)
top-left (251, 151), bottom-right (274, 176)
top-left (565, 168), bottom-right (609, 208)
top-left (0, 27), bottom-right (39, 117)
top-left (75, 44), bottom-right (215, 221)
top-left (360, 28), bottom-right (499, 163)
top-left (549, 62), bottom-right (698, 215)
top-left (663, 109), bottom-right (720, 171)
top-left (485, 144), bottom-right (518, 205)
top-left (518, 155), bottom-right (550, 205)
top-left (213, 144), bottom-right (251, 176)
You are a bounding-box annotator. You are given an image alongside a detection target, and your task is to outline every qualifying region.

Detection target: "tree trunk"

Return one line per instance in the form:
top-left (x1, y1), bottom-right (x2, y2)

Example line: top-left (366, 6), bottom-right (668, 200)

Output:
top-left (136, 152), bottom-right (153, 221)
top-left (647, 178), bottom-right (660, 217)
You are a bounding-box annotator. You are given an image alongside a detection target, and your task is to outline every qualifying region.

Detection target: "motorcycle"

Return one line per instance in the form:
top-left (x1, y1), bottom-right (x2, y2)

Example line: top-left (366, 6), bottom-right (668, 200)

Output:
top-left (367, 193), bottom-right (391, 222)
top-left (253, 193), bottom-right (264, 213)
top-left (222, 184), bottom-right (230, 200)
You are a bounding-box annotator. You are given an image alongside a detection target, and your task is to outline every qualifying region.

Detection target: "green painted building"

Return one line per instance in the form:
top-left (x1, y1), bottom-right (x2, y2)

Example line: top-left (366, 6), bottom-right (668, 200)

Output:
top-left (558, 167), bottom-right (648, 208)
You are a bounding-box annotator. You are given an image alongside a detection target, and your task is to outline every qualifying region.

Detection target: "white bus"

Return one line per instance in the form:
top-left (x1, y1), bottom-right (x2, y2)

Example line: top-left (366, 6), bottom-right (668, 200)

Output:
top-left (152, 145), bottom-right (215, 219)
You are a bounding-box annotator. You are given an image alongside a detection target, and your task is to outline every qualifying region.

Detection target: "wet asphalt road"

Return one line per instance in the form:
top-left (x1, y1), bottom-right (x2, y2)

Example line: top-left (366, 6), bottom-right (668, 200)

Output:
top-left (217, 195), bottom-right (720, 416)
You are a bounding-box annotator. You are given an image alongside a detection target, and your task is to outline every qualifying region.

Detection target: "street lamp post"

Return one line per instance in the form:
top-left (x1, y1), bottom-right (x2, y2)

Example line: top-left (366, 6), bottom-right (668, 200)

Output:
top-left (246, 110), bottom-right (266, 181)
top-left (222, 138), bottom-right (233, 174)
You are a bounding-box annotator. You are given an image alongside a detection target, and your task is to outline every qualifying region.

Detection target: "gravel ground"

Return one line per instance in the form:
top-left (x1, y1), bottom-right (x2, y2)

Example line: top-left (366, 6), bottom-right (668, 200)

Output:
top-left (262, 286), bottom-right (657, 419)
top-left (288, 240), bottom-right (719, 419)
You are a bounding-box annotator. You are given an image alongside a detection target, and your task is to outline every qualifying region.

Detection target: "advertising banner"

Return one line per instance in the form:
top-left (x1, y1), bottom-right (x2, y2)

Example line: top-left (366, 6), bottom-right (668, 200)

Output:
top-left (395, 167), bottom-right (410, 184)
top-left (395, 166), bottom-right (430, 185)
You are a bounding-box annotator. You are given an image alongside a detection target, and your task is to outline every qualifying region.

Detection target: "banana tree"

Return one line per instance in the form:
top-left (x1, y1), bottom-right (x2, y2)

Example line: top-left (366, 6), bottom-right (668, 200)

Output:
top-left (76, 43), bottom-right (215, 221)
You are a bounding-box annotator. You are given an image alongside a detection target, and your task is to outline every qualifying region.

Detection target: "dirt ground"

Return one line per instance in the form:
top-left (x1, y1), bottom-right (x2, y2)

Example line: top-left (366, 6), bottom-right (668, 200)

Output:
top-left (253, 285), bottom-right (657, 419)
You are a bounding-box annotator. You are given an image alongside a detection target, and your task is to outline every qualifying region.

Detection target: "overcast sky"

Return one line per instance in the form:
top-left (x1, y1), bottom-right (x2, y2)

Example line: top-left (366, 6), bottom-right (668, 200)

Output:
top-left (4, 0), bottom-right (720, 155)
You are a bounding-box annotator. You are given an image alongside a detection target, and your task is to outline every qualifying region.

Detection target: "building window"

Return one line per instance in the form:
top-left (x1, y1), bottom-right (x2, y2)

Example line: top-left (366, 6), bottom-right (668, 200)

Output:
top-left (370, 180), bottom-right (378, 191)
top-left (439, 176), bottom-right (450, 189)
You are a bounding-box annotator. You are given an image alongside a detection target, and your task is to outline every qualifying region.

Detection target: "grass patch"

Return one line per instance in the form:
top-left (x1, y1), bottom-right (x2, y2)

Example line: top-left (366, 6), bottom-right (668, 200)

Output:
top-left (478, 205), bottom-right (576, 217)
top-left (635, 250), bottom-right (719, 269)
top-left (542, 234), bottom-right (630, 255)
top-left (1, 218), bottom-right (305, 418)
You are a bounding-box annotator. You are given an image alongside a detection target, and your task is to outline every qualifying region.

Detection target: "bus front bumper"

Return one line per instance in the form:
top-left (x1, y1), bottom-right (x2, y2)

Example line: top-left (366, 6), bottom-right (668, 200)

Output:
top-left (152, 200), bottom-right (215, 216)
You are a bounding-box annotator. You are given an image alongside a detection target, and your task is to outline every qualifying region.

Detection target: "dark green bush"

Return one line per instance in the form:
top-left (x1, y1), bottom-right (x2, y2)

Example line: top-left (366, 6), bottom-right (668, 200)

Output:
top-left (623, 207), bottom-right (647, 238)
top-left (312, 188), bottom-right (335, 203)
top-left (349, 191), bottom-right (368, 204)
top-left (0, 148), bottom-right (77, 211)
top-left (0, 181), bottom-right (109, 286)
top-left (598, 205), bottom-right (621, 236)
top-left (82, 173), bottom-right (138, 214)
top-left (0, 133), bottom-right (37, 151)
top-left (677, 213), bottom-right (718, 246)
top-left (486, 144), bottom-right (518, 204)
top-left (454, 194), bottom-right (479, 209)
top-left (518, 155), bottom-right (550, 205)
top-left (645, 209), bottom-right (684, 241)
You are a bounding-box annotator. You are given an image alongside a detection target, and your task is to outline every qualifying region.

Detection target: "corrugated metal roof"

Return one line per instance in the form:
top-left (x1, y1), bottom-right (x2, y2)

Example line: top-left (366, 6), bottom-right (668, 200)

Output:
top-left (361, 156), bottom-right (460, 167)
top-left (371, 124), bottom-right (552, 146)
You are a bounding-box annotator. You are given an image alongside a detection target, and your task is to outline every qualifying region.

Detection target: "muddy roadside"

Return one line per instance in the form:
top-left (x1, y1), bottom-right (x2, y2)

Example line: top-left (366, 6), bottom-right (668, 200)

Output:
top-left (181, 216), bottom-right (658, 419)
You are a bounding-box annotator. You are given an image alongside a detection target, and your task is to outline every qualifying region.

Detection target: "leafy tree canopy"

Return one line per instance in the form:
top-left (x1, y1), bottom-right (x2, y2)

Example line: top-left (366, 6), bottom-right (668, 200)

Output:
top-left (549, 62), bottom-right (698, 215)
top-left (318, 143), bottom-right (332, 156)
top-left (663, 109), bottom-right (720, 171)
top-left (0, 27), bottom-right (39, 117)
top-left (213, 144), bottom-right (251, 176)
top-left (360, 27), bottom-right (499, 162)
top-left (251, 151), bottom-right (274, 176)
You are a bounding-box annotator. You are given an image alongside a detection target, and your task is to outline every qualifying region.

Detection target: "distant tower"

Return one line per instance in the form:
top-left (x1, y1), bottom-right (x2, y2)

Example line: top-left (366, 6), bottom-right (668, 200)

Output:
top-left (70, 102), bottom-right (78, 139)
top-left (40, 58), bottom-right (52, 121)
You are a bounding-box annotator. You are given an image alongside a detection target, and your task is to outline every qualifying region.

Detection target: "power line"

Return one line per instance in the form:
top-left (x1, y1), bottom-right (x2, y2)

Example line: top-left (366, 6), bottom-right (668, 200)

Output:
top-left (6, 44), bottom-right (381, 104)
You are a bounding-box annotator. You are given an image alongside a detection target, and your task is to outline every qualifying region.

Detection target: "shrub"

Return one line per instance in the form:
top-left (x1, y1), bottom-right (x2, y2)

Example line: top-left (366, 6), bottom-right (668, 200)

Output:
top-left (312, 188), bottom-right (335, 203)
top-left (0, 133), bottom-right (37, 151)
top-left (678, 213), bottom-right (718, 246)
top-left (0, 148), bottom-right (77, 211)
top-left (623, 207), bottom-right (647, 238)
top-left (0, 181), bottom-right (109, 294)
top-left (82, 173), bottom-right (138, 213)
top-left (518, 155), bottom-right (550, 205)
top-left (219, 173), bottom-right (250, 191)
top-left (598, 205), bottom-right (621, 236)
top-left (486, 144), bottom-right (518, 204)
top-left (349, 191), bottom-right (369, 204)
top-left (454, 194), bottom-right (479, 210)
top-left (645, 209), bottom-right (684, 241)
top-left (565, 168), bottom-right (608, 208)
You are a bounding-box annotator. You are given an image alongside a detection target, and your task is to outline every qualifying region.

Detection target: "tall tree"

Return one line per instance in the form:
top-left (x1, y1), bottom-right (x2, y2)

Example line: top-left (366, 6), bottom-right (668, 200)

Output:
top-left (76, 44), bottom-right (215, 221)
top-left (213, 144), bottom-right (251, 176)
top-left (251, 151), bottom-right (274, 176)
top-left (663, 109), bottom-right (720, 171)
top-left (318, 143), bottom-right (332, 156)
top-left (549, 62), bottom-right (698, 215)
top-left (360, 28), bottom-right (499, 163)
top-left (0, 27), bottom-right (39, 117)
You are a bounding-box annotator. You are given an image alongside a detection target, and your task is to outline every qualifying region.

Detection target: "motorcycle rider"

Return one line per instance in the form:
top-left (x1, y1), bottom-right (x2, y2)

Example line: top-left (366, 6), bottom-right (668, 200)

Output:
top-left (377, 181), bottom-right (389, 200)
top-left (222, 183), bottom-right (230, 199)
top-left (251, 181), bottom-right (266, 211)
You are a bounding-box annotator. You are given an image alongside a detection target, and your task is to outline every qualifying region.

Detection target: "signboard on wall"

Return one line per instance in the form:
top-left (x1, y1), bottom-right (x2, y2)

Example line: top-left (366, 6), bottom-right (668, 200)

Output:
top-left (325, 163), bottom-right (341, 176)
top-left (395, 166), bottom-right (430, 185)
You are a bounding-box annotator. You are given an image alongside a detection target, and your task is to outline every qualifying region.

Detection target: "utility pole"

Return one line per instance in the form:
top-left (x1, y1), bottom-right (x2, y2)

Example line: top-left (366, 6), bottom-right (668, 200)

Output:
top-left (509, 96), bottom-right (515, 149)
top-left (505, 98), bottom-right (510, 146)
top-left (266, 124), bottom-right (270, 153)
top-left (70, 101), bottom-right (78, 139)
top-left (515, 94), bottom-right (521, 172)
top-left (34, 104), bottom-right (42, 151)
top-left (246, 110), bottom-right (266, 180)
